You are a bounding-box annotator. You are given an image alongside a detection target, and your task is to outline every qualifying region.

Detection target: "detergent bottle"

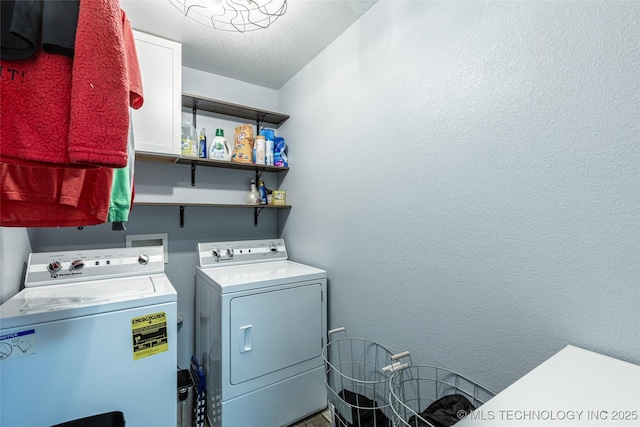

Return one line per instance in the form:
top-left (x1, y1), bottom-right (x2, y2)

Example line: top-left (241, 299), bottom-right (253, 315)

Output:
top-left (257, 179), bottom-right (268, 205)
top-left (260, 128), bottom-right (275, 166)
top-left (208, 129), bottom-right (231, 161)
top-left (198, 127), bottom-right (207, 158)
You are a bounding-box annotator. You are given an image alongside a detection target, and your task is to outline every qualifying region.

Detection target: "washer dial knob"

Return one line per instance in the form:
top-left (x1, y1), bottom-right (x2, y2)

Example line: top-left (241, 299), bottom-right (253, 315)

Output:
top-left (226, 248), bottom-right (234, 258)
top-left (47, 260), bottom-right (62, 273)
top-left (138, 254), bottom-right (150, 265)
top-left (212, 249), bottom-right (221, 261)
top-left (70, 260), bottom-right (85, 270)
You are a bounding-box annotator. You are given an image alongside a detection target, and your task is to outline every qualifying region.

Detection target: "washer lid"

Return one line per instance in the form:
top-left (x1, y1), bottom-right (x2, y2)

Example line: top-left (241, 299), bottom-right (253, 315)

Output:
top-left (197, 261), bottom-right (326, 293)
top-left (0, 274), bottom-right (176, 329)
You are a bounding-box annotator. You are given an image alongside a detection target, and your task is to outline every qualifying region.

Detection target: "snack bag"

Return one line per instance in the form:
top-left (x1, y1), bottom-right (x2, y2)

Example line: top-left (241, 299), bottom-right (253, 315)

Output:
top-left (232, 124), bottom-right (254, 164)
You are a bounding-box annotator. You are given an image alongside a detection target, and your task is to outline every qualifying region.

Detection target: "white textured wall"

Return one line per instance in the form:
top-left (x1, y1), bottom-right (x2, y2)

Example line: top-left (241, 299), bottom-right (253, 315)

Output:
top-left (182, 66), bottom-right (278, 111)
top-left (278, 1), bottom-right (640, 391)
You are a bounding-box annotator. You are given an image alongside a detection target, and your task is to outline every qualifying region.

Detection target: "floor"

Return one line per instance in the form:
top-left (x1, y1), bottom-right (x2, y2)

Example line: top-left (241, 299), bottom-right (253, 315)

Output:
top-left (290, 408), bottom-right (331, 427)
top-left (203, 407), bottom-right (331, 427)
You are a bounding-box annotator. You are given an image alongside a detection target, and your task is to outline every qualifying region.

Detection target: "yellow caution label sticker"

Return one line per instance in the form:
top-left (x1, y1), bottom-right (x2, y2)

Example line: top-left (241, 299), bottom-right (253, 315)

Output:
top-left (131, 312), bottom-right (168, 360)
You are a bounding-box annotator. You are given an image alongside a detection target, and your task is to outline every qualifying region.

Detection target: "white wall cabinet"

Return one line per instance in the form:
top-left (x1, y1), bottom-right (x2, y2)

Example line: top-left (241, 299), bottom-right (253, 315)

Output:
top-left (132, 31), bottom-right (182, 157)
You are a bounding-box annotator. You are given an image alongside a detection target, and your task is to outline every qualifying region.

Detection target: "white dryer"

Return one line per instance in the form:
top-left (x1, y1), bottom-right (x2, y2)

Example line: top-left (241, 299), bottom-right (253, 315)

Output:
top-left (0, 246), bottom-right (177, 427)
top-left (195, 239), bottom-right (327, 427)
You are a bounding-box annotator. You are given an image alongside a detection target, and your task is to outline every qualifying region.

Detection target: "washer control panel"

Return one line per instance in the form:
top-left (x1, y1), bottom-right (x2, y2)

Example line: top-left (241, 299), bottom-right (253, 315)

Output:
top-left (25, 246), bottom-right (164, 287)
top-left (198, 239), bottom-right (287, 268)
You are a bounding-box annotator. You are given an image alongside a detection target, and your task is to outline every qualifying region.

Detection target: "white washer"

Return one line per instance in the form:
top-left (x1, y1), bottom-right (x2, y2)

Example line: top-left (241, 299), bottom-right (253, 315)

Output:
top-left (195, 239), bottom-right (327, 427)
top-left (0, 246), bottom-right (177, 427)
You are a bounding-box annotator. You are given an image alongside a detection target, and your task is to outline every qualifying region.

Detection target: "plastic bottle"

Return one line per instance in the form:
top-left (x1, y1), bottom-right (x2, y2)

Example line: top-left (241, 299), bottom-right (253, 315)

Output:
top-left (260, 128), bottom-right (275, 166)
top-left (254, 135), bottom-right (266, 165)
top-left (209, 128), bottom-right (230, 161)
top-left (181, 122), bottom-right (198, 157)
top-left (257, 179), bottom-right (268, 205)
top-left (265, 137), bottom-right (274, 166)
top-left (246, 179), bottom-right (259, 205)
top-left (198, 127), bottom-right (207, 158)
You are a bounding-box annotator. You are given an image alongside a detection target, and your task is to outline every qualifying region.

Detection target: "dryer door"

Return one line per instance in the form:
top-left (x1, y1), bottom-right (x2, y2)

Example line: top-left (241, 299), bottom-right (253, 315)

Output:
top-left (229, 283), bottom-right (322, 385)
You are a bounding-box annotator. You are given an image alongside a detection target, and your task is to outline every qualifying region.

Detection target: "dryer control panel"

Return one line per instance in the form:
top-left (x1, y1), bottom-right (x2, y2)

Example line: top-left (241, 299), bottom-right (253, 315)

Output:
top-left (25, 246), bottom-right (165, 287)
top-left (198, 239), bottom-right (287, 267)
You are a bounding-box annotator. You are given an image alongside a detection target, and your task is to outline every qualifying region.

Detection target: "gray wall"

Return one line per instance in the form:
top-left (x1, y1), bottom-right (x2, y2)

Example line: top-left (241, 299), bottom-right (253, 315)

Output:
top-left (278, 1), bottom-right (639, 391)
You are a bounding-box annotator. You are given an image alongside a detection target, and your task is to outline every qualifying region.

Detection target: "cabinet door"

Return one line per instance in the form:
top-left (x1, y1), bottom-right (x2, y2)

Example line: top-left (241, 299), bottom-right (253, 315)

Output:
top-left (132, 31), bottom-right (181, 156)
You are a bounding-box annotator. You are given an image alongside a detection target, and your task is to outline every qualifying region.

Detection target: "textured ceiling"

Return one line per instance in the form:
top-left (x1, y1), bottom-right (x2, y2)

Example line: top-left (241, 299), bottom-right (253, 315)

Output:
top-left (120, 0), bottom-right (378, 89)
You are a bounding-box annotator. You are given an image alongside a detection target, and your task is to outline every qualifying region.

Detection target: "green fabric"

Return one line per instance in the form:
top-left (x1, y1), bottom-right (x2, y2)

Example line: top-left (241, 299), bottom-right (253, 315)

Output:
top-left (108, 110), bottom-right (135, 223)
top-left (107, 164), bottom-right (131, 222)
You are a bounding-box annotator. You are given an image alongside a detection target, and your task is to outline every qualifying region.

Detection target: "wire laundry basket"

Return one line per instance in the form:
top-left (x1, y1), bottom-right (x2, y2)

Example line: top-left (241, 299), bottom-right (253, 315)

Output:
top-left (322, 327), bottom-right (409, 427)
top-left (388, 361), bottom-right (495, 427)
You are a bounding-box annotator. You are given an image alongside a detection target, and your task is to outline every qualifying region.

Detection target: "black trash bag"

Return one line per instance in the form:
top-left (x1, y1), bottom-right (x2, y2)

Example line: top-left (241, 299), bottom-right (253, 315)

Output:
top-left (51, 411), bottom-right (125, 427)
top-left (407, 394), bottom-right (476, 427)
top-left (336, 389), bottom-right (391, 427)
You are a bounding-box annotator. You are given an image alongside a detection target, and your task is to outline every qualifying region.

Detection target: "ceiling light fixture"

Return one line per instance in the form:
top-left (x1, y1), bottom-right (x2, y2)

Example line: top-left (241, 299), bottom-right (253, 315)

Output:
top-left (168, 0), bottom-right (287, 33)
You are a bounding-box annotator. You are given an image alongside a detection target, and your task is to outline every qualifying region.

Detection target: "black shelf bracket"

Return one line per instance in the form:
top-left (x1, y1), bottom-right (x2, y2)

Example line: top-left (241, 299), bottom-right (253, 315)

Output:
top-left (190, 100), bottom-right (199, 188)
top-left (254, 207), bottom-right (265, 226)
top-left (191, 162), bottom-right (197, 186)
top-left (192, 100), bottom-right (199, 127)
top-left (180, 205), bottom-right (185, 228)
top-left (256, 112), bottom-right (268, 134)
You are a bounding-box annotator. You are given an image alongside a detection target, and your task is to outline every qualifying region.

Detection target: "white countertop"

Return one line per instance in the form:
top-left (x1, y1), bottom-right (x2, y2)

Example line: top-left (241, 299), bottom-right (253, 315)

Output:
top-left (457, 345), bottom-right (640, 426)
